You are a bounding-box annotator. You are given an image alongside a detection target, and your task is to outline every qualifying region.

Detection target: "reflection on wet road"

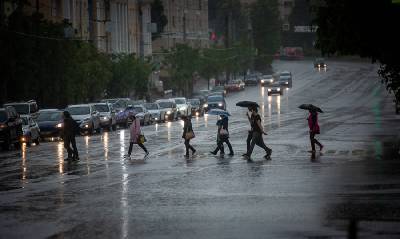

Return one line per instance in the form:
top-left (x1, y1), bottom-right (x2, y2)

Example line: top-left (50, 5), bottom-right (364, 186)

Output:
top-left (1, 60), bottom-right (400, 238)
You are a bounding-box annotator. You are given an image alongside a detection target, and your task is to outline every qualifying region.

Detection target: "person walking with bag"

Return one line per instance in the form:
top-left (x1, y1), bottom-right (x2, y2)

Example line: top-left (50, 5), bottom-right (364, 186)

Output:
top-left (62, 111), bottom-right (79, 161)
top-left (182, 115), bottom-right (196, 157)
top-left (210, 115), bottom-right (234, 156)
top-left (243, 106), bottom-right (272, 160)
top-left (308, 109), bottom-right (323, 152)
top-left (126, 114), bottom-right (149, 159)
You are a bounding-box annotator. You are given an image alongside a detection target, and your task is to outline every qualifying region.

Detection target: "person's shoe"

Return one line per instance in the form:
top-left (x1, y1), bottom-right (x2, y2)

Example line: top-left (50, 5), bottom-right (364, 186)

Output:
top-left (124, 154), bottom-right (131, 159)
top-left (220, 153), bottom-right (225, 157)
top-left (145, 152), bottom-right (149, 158)
top-left (73, 156), bottom-right (80, 161)
top-left (319, 145), bottom-right (324, 151)
top-left (228, 152), bottom-right (234, 156)
top-left (242, 154), bottom-right (250, 160)
top-left (308, 150), bottom-right (316, 153)
top-left (266, 148), bottom-right (272, 157)
top-left (242, 153), bottom-right (248, 157)
top-left (264, 154), bottom-right (271, 160)
top-left (64, 157), bottom-right (73, 161)
top-left (192, 149), bottom-right (196, 155)
top-left (210, 151), bottom-right (217, 155)
top-left (185, 154), bottom-right (189, 158)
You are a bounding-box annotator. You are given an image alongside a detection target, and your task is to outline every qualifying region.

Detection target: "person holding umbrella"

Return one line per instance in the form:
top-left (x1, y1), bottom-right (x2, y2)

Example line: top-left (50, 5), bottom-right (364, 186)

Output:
top-left (210, 114), bottom-right (234, 156)
top-left (62, 111), bottom-right (79, 161)
top-left (126, 114), bottom-right (149, 159)
top-left (307, 109), bottom-right (323, 152)
top-left (298, 104), bottom-right (324, 153)
top-left (182, 115), bottom-right (196, 157)
top-left (243, 106), bottom-right (272, 160)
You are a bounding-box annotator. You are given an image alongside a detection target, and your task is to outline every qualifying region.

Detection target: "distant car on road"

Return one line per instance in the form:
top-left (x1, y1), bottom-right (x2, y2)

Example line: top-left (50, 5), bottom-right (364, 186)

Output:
top-left (267, 83), bottom-right (283, 96)
top-left (93, 103), bottom-right (117, 131)
top-left (244, 74), bottom-right (259, 86)
top-left (3, 100), bottom-right (39, 120)
top-left (131, 105), bottom-right (151, 126)
top-left (37, 109), bottom-right (64, 139)
top-left (66, 104), bottom-right (101, 135)
top-left (225, 79), bottom-right (245, 92)
top-left (210, 85), bottom-right (227, 97)
top-left (144, 103), bottom-right (166, 123)
top-left (278, 71), bottom-right (293, 88)
top-left (314, 58), bottom-right (327, 69)
top-left (204, 94), bottom-right (226, 112)
top-left (156, 100), bottom-right (178, 121)
top-left (260, 75), bottom-right (274, 87)
top-left (21, 115), bottom-right (40, 146)
top-left (172, 98), bottom-right (191, 117)
top-left (188, 98), bottom-right (204, 116)
top-left (0, 106), bottom-right (23, 150)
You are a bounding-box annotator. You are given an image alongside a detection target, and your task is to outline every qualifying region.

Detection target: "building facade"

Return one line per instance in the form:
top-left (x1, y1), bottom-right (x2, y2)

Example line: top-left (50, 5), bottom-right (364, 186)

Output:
top-left (152, 0), bottom-right (209, 52)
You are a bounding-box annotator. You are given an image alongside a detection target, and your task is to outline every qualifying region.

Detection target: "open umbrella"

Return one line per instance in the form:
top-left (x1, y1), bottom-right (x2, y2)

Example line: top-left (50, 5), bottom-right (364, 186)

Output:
top-left (208, 109), bottom-right (231, 117)
top-left (236, 101), bottom-right (259, 108)
top-left (298, 104), bottom-right (323, 113)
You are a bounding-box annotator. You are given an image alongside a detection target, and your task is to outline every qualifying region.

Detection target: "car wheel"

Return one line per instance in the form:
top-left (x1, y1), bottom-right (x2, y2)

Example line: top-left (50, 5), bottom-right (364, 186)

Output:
top-left (34, 137), bottom-right (40, 145)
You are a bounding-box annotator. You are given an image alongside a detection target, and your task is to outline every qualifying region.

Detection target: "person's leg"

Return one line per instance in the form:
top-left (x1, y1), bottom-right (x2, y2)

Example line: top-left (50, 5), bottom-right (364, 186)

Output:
top-left (225, 138), bottom-right (234, 155)
top-left (309, 132), bottom-right (316, 151)
top-left (138, 143), bottom-right (148, 153)
top-left (211, 138), bottom-right (220, 155)
top-left (254, 134), bottom-right (272, 157)
top-left (127, 142), bottom-right (134, 156)
top-left (184, 139), bottom-right (190, 156)
top-left (218, 139), bottom-right (225, 155)
top-left (188, 139), bottom-right (196, 153)
top-left (247, 133), bottom-right (257, 157)
top-left (314, 137), bottom-right (323, 150)
top-left (70, 137), bottom-right (79, 159)
top-left (64, 137), bottom-right (73, 159)
top-left (246, 131), bottom-right (252, 152)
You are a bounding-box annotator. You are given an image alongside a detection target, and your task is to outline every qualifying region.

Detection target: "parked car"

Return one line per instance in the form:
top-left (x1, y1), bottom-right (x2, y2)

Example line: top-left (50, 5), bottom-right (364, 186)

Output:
top-left (204, 94), bottom-right (226, 112)
top-left (314, 58), bottom-right (327, 69)
top-left (0, 106), bottom-right (23, 150)
top-left (279, 71), bottom-right (293, 88)
top-left (225, 79), bottom-right (245, 92)
top-left (37, 109), bottom-right (64, 139)
top-left (267, 82), bottom-right (283, 96)
top-left (65, 104), bottom-right (101, 135)
top-left (93, 103), bottom-right (117, 131)
top-left (21, 115), bottom-right (40, 146)
top-left (188, 98), bottom-right (204, 116)
top-left (244, 74), bottom-right (259, 86)
top-left (172, 98), bottom-right (191, 117)
top-left (260, 75), bottom-right (274, 87)
top-left (131, 105), bottom-right (151, 126)
top-left (3, 100), bottom-right (39, 120)
top-left (156, 99), bottom-right (178, 121)
top-left (144, 103), bottom-right (166, 123)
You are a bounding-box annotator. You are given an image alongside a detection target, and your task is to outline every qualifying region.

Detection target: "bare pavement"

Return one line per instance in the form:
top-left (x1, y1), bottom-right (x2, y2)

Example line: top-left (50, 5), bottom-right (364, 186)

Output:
top-left (1, 60), bottom-right (400, 239)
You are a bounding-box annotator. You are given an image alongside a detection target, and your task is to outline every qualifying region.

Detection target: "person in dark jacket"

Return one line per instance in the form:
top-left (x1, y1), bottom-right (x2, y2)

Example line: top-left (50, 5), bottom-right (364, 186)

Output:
top-left (243, 106), bottom-right (272, 160)
top-left (308, 109), bottom-right (323, 152)
top-left (210, 115), bottom-right (234, 156)
top-left (182, 116), bottom-right (196, 157)
top-left (62, 111), bottom-right (79, 160)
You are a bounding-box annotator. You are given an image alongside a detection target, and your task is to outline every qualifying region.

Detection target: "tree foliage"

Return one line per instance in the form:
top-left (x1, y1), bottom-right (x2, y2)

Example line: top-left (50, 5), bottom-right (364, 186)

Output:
top-left (312, 0), bottom-right (400, 102)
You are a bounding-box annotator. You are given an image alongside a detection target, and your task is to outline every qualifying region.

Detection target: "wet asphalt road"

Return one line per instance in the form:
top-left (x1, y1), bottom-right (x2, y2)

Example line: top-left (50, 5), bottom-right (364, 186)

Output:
top-left (1, 60), bottom-right (400, 239)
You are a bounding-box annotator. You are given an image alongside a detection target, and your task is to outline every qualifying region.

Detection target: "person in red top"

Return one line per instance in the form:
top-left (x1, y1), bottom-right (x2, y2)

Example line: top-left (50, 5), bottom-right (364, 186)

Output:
top-left (308, 109), bottom-right (323, 152)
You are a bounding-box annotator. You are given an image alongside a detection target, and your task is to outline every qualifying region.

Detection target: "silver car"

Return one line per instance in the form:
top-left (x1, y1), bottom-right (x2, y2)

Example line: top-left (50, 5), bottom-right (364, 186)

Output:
top-left (172, 97), bottom-right (192, 117)
top-left (66, 104), bottom-right (101, 135)
top-left (93, 103), bottom-right (117, 131)
top-left (144, 103), bottom-right (166, 123)
top-left (156, 99), bottom-right (178, 121)
top-left (21, 115), bottom-right (40, 146)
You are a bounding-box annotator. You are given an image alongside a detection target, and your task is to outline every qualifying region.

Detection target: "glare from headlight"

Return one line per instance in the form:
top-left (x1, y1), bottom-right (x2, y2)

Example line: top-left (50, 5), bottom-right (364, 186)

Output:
top-left (218, 103), bottom-right (223, 107)
top-left (270, 79), bottom-right (273, 83)
top-left (277, 88), bottom-right (281, 91)
top-left (102, 116), bottom-right (108, 120)
top-left (84, 124), bottom-right (89, 128)
top-left (167, 111), bottom-right (171, 114)
top-left (204, 104), bottom-right (208, 107)
top-left (267, 89), bottom-right (271, 92)
top-left (56, 123), bottom-right (63, 128)
top-left (261, 80), bottom-right (265, 83)
top-left (196, 112), bottom-right (199, 116)
top-left (285, 82), bottom-right (288, 84)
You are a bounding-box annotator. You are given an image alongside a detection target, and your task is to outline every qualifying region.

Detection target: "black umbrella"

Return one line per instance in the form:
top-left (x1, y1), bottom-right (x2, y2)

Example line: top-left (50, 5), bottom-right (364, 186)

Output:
top-left (298, 104), bottom-right (323, 113)
top-left (236, 101), bottom-right (260, 108)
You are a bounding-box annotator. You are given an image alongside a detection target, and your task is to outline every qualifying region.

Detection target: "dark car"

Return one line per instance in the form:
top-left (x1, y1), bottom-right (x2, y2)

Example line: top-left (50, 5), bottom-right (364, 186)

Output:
top-left (267, 82), bottom-right (283, 96)
top-left (188, 98), bottom-right (204, 116)
top-left (244, 75), bottom-right (259, 86)
top-left (0, 106), bottom-right (23, 150)
top-left (314, 58), bottom-right (327, 69)
top-left (278, 71), bottom-right (293, 88)
top-left (37, 109), bottom-right (64, 139)
top-left (210, 85), bottom-right (227, 97)
top-left (204, 95), bottom-right (226, 112)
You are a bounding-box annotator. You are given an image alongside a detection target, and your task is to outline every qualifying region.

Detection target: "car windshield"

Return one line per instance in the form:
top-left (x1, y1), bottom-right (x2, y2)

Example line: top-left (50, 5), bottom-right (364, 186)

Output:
top-left (67, 106), bottom-right (90, 115)
top-left (188, 99), bottom-right (200, 105)
top-left (281, 72), bottom-right (290, 76)
top-left (21, 117), bottom-right (29, 125)
top-left (158, 102), bottom-right (173, 108)
top-left (6, 104), bottom-right (29, 114)
top-left (94, 104), bottom-right (110, 112)
top-left (144, 104), bottom-right (158, 110)
top-left (0, 111), bottom-right (7, 122)
top-left (208, 96), bottom-right (223, 102)
top-left (38, 111), bottom-right (62, 121)
top-left (174, 99), bottom-right (186, 104)
top-left (263, 75), bottom-right (272, 79)
top-left (134, 107), bottom-right (143, 112)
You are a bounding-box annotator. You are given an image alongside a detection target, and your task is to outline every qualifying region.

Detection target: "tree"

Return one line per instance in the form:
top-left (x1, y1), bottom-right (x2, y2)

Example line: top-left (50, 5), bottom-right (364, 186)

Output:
top-left (312, 0), bottom-right (400, 105)
top-left (250, 0), bottom-right (281, 71)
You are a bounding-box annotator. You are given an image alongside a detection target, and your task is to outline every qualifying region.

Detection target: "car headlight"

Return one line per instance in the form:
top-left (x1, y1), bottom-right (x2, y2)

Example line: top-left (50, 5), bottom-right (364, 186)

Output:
top-left (218, 103), bottom-right (223, 107)
top-left (56, 123), bottom-right (63, 128)
top-left (261, 80), bottom-right (265, 83)
top-left (270, 79), bottom-right (273, 83)
top-left (102, 116), bottom-right (108, 120)
top-left (277, 88), bottom-right (281, 91)
top-left (285, 81), bottom-right (289, 84)
top-left (204, 104), bottom-right (208, 107)
top-left (268, 89), bottom-right (271, 92)
top-left (167, 111), bottom-right (171, 114)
